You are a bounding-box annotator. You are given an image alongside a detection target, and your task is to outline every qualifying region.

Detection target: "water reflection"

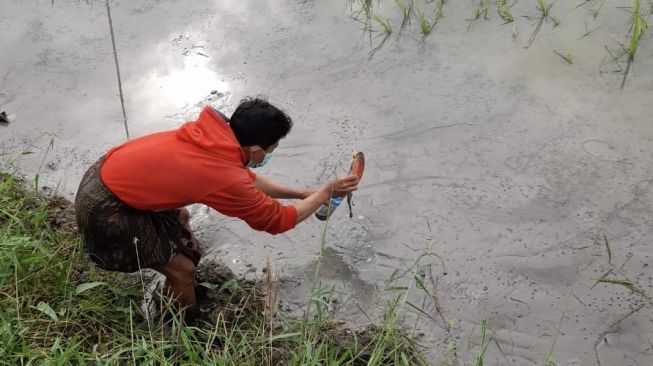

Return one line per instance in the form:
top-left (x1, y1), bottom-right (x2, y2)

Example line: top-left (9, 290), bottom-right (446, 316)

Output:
top-left (126, 39), bottom-right (230, 128)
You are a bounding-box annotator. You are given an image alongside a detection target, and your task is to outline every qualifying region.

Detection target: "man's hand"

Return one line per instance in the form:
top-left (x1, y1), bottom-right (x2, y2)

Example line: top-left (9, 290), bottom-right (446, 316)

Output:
top-left (293, 175), bottom-right (359, 223)
top-left (321, 175), bottom-right (359, 198)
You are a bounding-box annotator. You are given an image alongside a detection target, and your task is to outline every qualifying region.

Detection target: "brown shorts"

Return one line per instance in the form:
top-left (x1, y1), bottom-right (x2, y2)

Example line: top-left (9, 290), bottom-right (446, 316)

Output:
top-left (74, 157), bottom-right (200, 273)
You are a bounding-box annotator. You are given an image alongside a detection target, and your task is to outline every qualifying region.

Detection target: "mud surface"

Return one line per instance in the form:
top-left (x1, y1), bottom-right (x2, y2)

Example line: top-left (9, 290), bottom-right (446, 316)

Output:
top-left (2, 0), bottom-right (652, 364)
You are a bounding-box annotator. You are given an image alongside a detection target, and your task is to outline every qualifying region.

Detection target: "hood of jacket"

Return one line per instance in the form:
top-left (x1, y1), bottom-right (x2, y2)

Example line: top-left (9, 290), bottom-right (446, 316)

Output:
top-left (176, 106), bottom-right (247, 166)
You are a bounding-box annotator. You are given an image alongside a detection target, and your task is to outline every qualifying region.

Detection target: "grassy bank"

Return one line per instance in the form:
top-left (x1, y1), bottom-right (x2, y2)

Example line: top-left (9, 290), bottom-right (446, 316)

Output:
top-left (0, 172), bottom-right (426, 365)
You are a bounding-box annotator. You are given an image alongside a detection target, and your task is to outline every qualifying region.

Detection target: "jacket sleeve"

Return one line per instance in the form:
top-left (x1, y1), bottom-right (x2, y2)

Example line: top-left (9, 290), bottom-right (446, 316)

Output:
top-left (200, 176), bottom-right (298, 234)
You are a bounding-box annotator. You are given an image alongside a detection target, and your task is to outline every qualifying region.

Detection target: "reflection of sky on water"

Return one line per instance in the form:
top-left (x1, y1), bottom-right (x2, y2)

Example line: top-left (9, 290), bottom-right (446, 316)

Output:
top-left (127, 47), bottom-right (231, 127)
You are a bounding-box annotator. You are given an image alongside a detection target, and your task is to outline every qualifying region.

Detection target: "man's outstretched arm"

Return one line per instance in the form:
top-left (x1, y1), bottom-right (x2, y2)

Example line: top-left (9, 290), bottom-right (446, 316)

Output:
top-left (255, 174), bottom-right (316, 199)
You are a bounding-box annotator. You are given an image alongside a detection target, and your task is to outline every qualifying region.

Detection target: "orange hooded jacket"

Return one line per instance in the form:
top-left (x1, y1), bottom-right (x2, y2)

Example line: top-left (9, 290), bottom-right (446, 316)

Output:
top-left (100, 106), bottom-right (297, 234)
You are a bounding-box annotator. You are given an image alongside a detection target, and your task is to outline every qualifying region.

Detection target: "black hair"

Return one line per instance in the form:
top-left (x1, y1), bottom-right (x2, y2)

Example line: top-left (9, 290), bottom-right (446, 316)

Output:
top-left (229, 97), bottom-right (293, 149)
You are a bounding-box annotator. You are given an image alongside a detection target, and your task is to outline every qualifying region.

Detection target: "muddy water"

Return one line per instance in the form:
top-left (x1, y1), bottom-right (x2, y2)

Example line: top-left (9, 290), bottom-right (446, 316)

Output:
top-left (2, 0), bottom-right (652, 364)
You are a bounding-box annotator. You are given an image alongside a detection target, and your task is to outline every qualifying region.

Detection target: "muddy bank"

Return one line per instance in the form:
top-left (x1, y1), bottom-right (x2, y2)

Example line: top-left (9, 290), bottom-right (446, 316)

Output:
top-left (16, 180), bottom-right (426, 364)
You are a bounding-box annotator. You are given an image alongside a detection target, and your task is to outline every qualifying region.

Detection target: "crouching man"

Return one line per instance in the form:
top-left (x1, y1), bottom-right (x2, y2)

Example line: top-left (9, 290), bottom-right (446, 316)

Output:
top-left (74, 97), bottom-right (358, 320)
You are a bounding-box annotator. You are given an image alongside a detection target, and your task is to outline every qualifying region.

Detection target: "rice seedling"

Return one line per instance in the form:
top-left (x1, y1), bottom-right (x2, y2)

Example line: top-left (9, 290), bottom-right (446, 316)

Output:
top-left (497, 0), bottom-right (514, 23)
top-left (416, 8), bottom-right (433, 36)
top-left (621, 0), bottom-right (648, 89)
top-left (374, 14), bottom-right (393, 35)
top-left (395, 0), bottom-right (415, 41)
top-left (369, 14), bottom-right (393, 57)
top-left (600, 0), bottom-right (649, 88)
top-left (553, 49), bottom-right (573, 64)
top-left (474, 0), bottom-right (491, 21)
top-left (471, 320), bottom-right (492, 366)
top-left (468, 0), bottom-right (491, 29)
top-left (419, 0), bottom-right (446, 37)
top-left (435, 0), bottom-right (446, 19)
top-left (526, 0), bottom-right (556, 48)
top-left (351, 0), bottom-right (375, 45)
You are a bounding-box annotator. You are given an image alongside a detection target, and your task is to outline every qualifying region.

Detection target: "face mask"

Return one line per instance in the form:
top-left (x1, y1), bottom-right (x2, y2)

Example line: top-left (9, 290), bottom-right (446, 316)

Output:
top-left (247, 152), bottom-right (272, 169)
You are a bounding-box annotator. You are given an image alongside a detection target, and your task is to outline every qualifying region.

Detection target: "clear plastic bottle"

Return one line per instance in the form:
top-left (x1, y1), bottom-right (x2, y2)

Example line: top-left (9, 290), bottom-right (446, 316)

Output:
top-left (315, 196), bottom-right (344, 221)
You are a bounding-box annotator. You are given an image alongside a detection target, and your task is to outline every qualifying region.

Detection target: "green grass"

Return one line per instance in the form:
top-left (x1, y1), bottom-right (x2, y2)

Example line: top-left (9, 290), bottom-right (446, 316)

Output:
top-left (0, 172), bottom-right (429, 365)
